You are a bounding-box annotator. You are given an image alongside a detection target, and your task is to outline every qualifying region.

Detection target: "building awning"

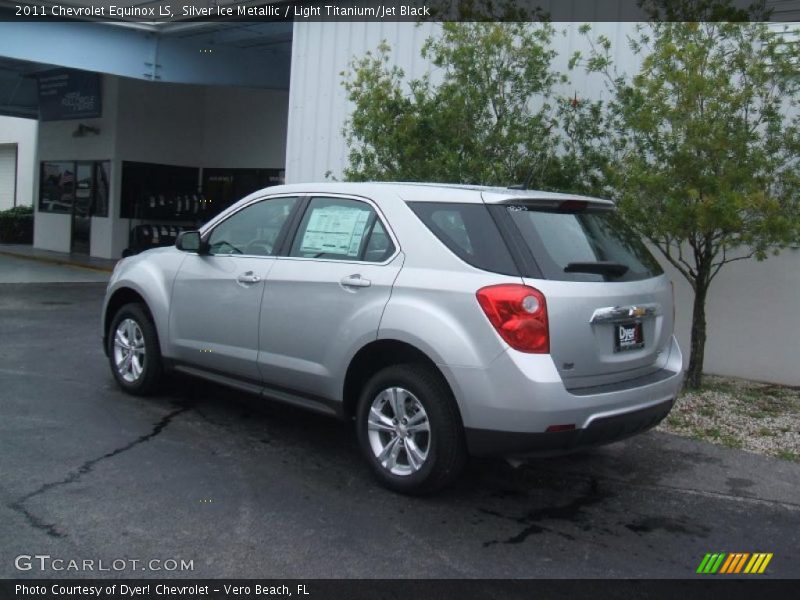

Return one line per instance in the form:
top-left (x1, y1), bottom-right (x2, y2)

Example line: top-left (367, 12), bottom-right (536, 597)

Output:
top-left (0, 1), bottom-right (292, 118)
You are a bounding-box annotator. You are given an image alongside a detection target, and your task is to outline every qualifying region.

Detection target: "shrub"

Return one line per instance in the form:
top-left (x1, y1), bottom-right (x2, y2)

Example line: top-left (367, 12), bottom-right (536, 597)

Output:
top-left (0, 205), bottom-right (34, 244)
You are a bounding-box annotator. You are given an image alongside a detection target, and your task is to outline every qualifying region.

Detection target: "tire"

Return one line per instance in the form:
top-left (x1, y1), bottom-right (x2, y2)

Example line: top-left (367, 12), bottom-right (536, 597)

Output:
top-left (356, 363), bottom-right (467, 495)
top-left (107, 302), bottom-right (163, 395)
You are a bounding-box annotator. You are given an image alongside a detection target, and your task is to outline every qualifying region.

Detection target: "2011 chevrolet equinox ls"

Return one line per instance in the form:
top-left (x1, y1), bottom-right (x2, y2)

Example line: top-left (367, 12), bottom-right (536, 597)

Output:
top-left (102, 182), bottom-right (683, 494)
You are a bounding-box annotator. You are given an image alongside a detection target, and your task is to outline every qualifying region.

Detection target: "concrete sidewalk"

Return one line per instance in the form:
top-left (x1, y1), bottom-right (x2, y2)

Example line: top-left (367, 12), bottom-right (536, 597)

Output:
top-left (0, 244), bottom-right (117, 272)
top-left (0, 246), bottom-right (113, 284)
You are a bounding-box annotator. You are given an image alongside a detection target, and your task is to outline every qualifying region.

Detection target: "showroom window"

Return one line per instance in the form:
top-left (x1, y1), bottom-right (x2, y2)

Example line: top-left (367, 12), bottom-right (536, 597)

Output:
top-left (289, 197), bottom-right (395, 262)
top-left (39, 160), bottom-right (110, 217)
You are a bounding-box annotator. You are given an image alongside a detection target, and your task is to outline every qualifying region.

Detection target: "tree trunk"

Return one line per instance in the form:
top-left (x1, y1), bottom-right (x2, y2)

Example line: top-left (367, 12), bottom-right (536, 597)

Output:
top-left (686, 281), bottom-right (709, 389)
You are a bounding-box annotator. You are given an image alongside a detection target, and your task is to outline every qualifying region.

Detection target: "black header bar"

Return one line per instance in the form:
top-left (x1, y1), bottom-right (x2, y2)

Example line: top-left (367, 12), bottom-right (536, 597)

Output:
top-left (1, 0), bottom-right (799, 23)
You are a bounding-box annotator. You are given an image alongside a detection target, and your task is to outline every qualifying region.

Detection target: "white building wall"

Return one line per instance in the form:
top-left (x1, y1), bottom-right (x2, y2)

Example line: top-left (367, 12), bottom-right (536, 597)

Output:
top-left (202, 86), bottom-right (289, 169)
top-left (115, 78), bottom-right (289, 168)
top-left (286, 21), bottom-right (440, 183)
top-left (116, 78), bottom-right (205, 167)
top-left (0, 144), bottom-right (17, 209)
top-left (286, 20), bottom-right (800, 385)
top-left (665, 249), bottom-right (800, 386)
top-left (33, 212), bottom-right (72, 252)
top-left (0, 115), bottom-right (37, 209)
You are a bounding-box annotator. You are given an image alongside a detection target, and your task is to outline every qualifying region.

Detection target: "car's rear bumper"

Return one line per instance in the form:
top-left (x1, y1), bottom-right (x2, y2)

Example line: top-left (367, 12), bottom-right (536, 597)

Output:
top-left (464, 396), bottom-right (674, 456)
top-left (440, 335), bottom-right (683, 456)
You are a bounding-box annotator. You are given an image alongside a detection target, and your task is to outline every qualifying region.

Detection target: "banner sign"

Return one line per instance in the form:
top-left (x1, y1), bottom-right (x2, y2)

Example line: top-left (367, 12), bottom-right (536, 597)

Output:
top-left (37, 69), bottom-right (102, 121)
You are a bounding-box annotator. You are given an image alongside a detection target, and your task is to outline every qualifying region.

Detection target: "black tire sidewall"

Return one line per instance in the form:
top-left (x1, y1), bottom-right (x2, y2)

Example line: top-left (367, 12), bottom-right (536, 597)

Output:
top-left (356, 364), bottom-right (464, 494)
top-left (107, 303), bottom-right (162, 395)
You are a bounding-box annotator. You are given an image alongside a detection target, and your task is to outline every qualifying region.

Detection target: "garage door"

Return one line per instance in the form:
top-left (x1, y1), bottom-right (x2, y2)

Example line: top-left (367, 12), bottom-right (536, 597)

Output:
top-left (0, 144), bottom-right (17, 210)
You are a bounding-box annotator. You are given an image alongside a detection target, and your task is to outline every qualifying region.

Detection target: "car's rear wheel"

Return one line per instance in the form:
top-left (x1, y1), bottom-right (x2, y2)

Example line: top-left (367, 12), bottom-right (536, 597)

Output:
top-left (108, 303), bottom-right (162, 395)
top-left (356, 364), bottom-right (466, 495)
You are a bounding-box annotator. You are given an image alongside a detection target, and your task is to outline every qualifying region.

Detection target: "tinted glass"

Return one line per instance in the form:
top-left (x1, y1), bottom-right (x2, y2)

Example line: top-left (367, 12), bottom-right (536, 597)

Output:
top-left (362, 219), bottom-right (395, 263)
top-left (93, 161), bottom-right (110, 217)
top-left (290, 197), bottom-right (395, 262)
top-left (39, 162), bottom-right (75, 214)
top-left (408, 202), bottom-right (518, 276)
top-left (208, 196), bottom-right (297, 256)
top-left (506, 205), bottom-right (663, 282)
top-left (74, 162), bottom-right (93, 218)
top-left (40, 160), bottom-right (110, 216)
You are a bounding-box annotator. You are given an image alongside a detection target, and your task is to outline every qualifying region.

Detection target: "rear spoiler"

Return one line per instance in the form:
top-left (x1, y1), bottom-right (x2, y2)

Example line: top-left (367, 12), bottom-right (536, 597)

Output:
top-left (481, 191), bottom-right (615, 212)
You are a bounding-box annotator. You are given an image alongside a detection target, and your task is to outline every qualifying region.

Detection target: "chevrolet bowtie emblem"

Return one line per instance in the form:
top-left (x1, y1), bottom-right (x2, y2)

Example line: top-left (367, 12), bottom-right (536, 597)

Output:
top-left (630, 307), bottom-right (647, 317)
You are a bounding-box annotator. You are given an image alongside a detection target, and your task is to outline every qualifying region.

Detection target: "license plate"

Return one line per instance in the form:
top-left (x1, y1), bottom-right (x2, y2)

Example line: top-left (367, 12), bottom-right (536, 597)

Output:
top-left (614, 321), bottom-right (644, 352)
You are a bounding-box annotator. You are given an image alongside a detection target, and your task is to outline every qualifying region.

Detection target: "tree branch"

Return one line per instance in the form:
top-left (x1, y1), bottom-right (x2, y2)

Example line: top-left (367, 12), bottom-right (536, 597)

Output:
top-left (709, 248), bottom-right (757, 282)
top-left (655, 238), bottom-right (697, 289)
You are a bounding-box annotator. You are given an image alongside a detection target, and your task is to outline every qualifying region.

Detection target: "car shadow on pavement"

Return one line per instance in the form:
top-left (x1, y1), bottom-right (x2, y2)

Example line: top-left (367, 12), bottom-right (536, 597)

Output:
top-left (156, 371), bottom-right (719, 554)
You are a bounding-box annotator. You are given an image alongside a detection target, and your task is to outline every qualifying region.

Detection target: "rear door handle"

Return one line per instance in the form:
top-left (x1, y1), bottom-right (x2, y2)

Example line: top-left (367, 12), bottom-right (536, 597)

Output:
top-left (237, 271), bottom-right (262, 284)
top-left (340, 274), bottom-right (371, 288)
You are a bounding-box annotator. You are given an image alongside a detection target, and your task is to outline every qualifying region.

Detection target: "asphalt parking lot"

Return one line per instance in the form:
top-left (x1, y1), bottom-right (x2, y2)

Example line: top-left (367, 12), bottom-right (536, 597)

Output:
top-left (1, 270), bottom-right (799, 578)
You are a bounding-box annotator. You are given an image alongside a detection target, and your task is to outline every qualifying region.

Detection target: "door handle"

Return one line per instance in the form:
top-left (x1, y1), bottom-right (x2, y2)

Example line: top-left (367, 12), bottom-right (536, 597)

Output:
top-left (340, 274), bottom-right (371, 288)
top-left (237, 271), bottom-right (262, 284)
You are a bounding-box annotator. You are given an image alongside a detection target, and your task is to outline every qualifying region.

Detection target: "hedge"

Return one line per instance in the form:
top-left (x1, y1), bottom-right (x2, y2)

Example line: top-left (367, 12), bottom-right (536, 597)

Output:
top-left (0, 205), bottom-right (34, 244)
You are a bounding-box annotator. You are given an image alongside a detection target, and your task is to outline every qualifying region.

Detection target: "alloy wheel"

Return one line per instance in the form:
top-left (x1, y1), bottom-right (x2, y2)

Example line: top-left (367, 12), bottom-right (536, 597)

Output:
top-left (367, 387), bottom-right (431, 476)
top-left (113, 318), bottom-right (146, 383)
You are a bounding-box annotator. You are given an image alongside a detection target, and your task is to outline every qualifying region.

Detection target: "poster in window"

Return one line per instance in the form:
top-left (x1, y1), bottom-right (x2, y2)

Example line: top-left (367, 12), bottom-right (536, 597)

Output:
top-left (300, 206), bottom-right (371, 256)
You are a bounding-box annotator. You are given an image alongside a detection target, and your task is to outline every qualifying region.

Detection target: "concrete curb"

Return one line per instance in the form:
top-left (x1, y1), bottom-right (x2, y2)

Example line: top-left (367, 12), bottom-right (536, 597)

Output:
top-left (0, 250), bottom-right (115, 273)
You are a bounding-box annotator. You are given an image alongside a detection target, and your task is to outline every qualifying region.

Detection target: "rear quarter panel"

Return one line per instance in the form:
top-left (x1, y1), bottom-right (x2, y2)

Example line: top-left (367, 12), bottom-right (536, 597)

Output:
top-left (375, 194), bottom-right (522, 421)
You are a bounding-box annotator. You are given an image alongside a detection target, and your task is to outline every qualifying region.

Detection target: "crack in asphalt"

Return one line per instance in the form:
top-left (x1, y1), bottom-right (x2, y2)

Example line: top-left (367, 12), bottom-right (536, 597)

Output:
top-left (7, 406), bottom-right (189, 538)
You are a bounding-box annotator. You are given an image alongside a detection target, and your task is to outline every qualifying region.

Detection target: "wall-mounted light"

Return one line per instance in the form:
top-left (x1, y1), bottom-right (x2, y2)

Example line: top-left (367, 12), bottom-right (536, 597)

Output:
top-left (73, 124), bottom-right (100, 137)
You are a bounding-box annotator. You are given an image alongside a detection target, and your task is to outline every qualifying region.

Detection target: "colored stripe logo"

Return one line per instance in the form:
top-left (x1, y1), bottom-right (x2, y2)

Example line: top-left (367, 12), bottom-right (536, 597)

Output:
top-left (697, 553), bottom-right (773, 574)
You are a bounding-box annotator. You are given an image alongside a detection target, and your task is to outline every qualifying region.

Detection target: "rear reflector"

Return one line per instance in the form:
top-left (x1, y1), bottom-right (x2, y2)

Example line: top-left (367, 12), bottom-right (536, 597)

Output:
top-left (476, 284), bottom-right (549, 353)
top-left (546, 424), bottom-right (576, 433)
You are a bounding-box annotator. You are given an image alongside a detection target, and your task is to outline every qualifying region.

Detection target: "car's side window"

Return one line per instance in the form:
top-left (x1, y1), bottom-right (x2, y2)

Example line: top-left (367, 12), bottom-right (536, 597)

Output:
top-left (289, 197), bottom-right (395, 262)
top-left (362, 219), bottom-right (394, 263)
top-left (208, 196), bottom-right (298, 256)
top-left (431, 208), bottom-right (473, 255)
top-left (408, 202), bottom-right (519, 276)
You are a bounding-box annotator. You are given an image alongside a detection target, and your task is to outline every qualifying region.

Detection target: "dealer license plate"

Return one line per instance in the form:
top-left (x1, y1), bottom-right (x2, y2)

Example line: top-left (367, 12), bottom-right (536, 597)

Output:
top-left (614, 321), bottom-right (644, 352)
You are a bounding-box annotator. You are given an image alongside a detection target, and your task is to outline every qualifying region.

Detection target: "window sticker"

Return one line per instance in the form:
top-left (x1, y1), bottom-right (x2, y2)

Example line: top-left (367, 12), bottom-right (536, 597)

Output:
top-left (300, 206), bottom-right (371, 256)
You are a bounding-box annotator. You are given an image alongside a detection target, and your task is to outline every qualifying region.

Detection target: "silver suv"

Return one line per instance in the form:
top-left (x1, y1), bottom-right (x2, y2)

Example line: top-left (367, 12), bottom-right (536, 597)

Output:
top-left (102, 183), bottom-right (683, 494)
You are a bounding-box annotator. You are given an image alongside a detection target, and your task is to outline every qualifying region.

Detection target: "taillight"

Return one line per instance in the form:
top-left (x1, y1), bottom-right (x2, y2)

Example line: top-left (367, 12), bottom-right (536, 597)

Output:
top-left (476, 284), bottom-right (549, 353)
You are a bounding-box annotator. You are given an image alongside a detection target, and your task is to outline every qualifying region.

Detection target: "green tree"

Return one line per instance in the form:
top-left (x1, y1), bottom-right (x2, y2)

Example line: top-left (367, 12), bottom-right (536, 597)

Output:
top-left (341, 22), bottom-right (605, 190)
top-left (574, 14), bottom-right (800, 388)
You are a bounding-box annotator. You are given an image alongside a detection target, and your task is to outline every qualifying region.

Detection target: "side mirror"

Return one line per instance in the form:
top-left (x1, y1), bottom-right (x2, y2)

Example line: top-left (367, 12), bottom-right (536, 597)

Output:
top-left (176, 230), bottom-right (204, 253)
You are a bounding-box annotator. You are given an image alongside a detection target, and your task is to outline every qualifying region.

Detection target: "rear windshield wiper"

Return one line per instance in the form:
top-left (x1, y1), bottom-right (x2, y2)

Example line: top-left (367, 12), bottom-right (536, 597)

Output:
top-left (564, 261), bottom-right (629, 278)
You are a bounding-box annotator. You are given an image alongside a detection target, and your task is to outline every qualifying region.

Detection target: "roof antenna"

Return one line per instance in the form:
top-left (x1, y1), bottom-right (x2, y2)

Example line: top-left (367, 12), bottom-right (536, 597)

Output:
top-left (510, 150), bottom-right (553, 190)
top-left (508, 164), bottom-right (537, 190)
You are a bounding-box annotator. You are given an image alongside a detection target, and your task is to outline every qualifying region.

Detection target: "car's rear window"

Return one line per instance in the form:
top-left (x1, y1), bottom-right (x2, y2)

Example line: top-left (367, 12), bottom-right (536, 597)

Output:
top-left (505, 204), bottom-right (663, 282)
top-left (408, 202), bottom-right (519, 275)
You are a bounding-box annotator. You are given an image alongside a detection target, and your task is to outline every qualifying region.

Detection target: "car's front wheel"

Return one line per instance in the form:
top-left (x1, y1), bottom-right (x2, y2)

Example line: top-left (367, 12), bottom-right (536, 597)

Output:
top-left (107, 303), bottom-right (163, 395)
top-left (356, 364), bottom-right (466, 495)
